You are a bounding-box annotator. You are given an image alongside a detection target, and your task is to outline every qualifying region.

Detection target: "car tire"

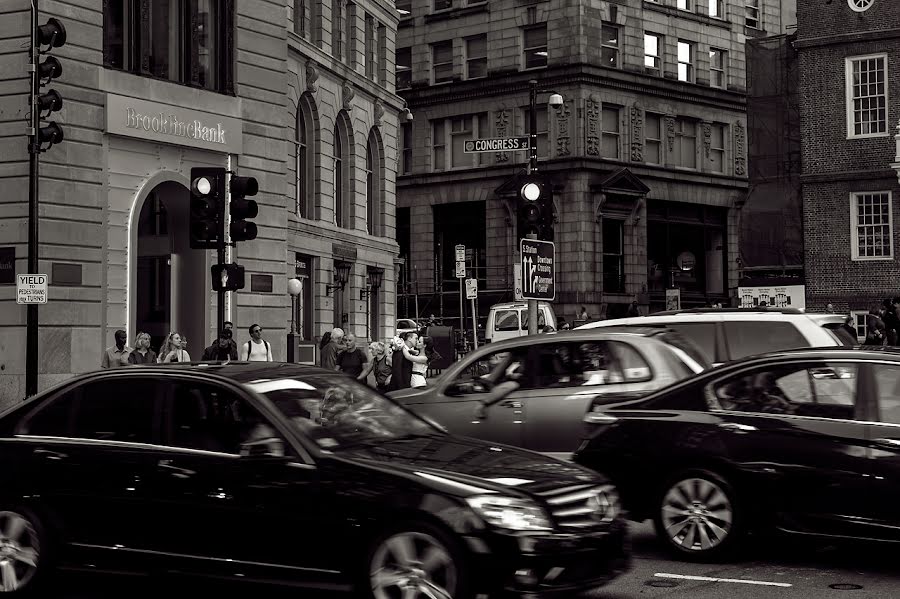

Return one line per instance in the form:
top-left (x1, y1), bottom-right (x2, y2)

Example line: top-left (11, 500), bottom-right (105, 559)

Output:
top-left (653, 469), bottom-right (744, 561)
top-left (0, 506), bottom-right (53, 596)
top-left (363, 520), bottom-right (473, 599)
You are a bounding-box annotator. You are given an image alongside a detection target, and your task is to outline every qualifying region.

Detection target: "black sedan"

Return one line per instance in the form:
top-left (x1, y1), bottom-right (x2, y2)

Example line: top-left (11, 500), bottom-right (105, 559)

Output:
top-left (573, 347), bottom-right (900, 561)
top-left (0, 363), bottom-right (629, 597)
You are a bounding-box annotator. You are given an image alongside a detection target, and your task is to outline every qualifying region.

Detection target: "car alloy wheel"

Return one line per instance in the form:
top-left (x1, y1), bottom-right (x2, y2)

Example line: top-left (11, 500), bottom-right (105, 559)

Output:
top-left (370, 530), bottom-right (458, 599)
top-left (659, 475), bottom-right (735, 555)
top-left (0, 511), bottom-right (41, 593)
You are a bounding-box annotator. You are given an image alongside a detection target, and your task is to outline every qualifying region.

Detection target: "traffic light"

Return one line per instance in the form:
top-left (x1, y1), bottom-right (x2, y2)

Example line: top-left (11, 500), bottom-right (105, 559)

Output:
top-left (229, 174), bottom-right (259, 242)
top-left (189, 167), bottom-right (226, 249)
top-left (33, 18), bottom-right (67, 151)
top-left (211, 263), bottom-right (246, 292)
top-left (517, 175), bottom-right (554, 242)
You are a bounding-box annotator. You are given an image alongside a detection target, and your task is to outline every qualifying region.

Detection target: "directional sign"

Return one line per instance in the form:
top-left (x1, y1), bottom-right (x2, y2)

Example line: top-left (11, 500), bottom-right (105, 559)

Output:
top-left (465, 278), bottom-right (478, 300)
top-left (17, 274), bottom-right (48, 304)
top-left (464, 137), bottom-right (530, 153)
top-left (520, 239), bottom-right (555, 301)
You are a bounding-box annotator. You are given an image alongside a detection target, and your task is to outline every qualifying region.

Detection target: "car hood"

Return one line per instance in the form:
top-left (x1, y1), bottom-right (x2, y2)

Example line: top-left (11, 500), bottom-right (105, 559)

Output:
top-left (335, 434), bottom-right (605, 497)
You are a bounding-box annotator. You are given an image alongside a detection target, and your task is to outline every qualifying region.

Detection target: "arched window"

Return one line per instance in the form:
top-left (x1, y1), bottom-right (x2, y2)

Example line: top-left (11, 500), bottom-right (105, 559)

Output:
top-left (333, 111), bottom-right (353, 228)
top-left (296, 93), bottom-right (319, 219)
top-left (366, 128), bottom-right (384, 236)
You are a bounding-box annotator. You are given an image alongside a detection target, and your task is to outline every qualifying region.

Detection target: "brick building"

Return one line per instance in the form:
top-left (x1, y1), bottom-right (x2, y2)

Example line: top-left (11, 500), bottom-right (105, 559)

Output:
top-left (796, 0), bottom-right (900, 325)
top-left (0, 0), bottom-right (402, 404)
top-left (395, 0), bottom-right (794, 324)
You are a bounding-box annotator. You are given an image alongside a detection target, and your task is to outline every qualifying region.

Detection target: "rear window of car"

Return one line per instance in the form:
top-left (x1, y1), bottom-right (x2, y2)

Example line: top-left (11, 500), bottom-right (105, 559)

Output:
top-left (666, 323), bottom-right (717, 363)
top-left (723, 321), bottom-right (808, 360)
top-left (822, 323), bottom-right (857, 347)
top-left (494, 310), bottom-right (520, 331)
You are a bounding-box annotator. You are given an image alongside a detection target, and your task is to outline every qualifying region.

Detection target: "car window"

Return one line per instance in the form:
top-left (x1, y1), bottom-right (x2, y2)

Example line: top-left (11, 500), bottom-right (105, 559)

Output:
top-left (723, 321), bottom-right (808, 360)
top-left (873, 365), bottom-right (900, 425)
top-left (822, 323), bottom-right (857, 347)
top-left (520, 309), bottom-right (547, 330)
top-left (710, 362), bottom-right (857, 419)
top-left (667, 323), bottom-right (717, 362)
top-left (20, 387), bottom-right (79, 436)
top-left (72, 378), bottom-right (160, 443)
top-left (166, 381), bottom-right (289, 456)
top-left (494, 310), bottom-right (520, 332)
top-left (460, 349), bottom-right (527, 387)
top-left (248, 375), bottom-right (438, 451)
top-left (607, 342), bottom-right (652, 382)
top-left (529, 342), bottom-right (628, 388)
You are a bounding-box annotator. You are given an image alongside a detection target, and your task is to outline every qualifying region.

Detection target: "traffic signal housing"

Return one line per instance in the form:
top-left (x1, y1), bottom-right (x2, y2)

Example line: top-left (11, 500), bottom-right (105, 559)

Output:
top-left (211, 263), bottom-right (246, 292)
top-left (229, 175), bottom-right (259, 242)
top-left (516, 174), bottom-right (554, 242)
top-left (189, 167), bottom-right (226, 249)
top-left (33, 18), bottom-right (67, 151)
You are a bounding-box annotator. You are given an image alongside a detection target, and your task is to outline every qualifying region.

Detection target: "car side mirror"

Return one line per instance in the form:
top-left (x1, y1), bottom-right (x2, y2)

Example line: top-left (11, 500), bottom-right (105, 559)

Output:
top-left (479, 381), bottom-right (521, 408)
top-left (240, 437), bottom-right (286, 458)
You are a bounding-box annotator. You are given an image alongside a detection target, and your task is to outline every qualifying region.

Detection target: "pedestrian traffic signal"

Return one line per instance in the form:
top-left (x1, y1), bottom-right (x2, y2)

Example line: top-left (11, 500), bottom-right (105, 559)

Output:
top-left (189, 167), bottom-right (226, 249)
top-left (32, 18), bottom-right (67, 151)
top-left (212, 263), bottom-right (246, 292)
top-left (229, 174), bottom-right (259, 242)
top-left (517, 175), bottom-right (554, 242)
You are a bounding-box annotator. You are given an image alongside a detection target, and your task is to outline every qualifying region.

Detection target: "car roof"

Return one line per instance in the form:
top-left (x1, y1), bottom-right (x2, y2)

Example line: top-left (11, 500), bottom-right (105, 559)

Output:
top-left (653, 307), bottom-right (806, 316)
top-left (144, 362), bottom-right (339, 384)
top-left (578, 310), bottom-right (841, 328)
top-left (474, 329), bottom-right (665, 352)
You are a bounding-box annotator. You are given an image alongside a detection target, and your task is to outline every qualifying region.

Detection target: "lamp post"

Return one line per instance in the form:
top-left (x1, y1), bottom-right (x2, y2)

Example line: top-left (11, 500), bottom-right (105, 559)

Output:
top-left (360, 268), bottom-right (384, 341)
top-left (287, 277), bottom-right (302, 363)
top-left (525, 80), bottom-right (564, 334)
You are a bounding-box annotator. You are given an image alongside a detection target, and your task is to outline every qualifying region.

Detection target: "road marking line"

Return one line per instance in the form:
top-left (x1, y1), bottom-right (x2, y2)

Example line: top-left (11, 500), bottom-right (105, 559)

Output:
top-left (654, 573), bottom-right (793, 588)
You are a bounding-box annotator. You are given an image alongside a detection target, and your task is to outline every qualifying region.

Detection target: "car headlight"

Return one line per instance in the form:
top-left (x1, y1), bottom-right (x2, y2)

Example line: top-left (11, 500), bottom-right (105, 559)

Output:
top-left (466, 495), bottom-right (552, 531)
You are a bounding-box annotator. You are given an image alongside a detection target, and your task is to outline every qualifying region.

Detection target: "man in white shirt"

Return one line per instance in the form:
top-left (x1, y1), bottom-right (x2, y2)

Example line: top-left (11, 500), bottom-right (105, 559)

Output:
top-left (241, 324), bottom-right (273, 362)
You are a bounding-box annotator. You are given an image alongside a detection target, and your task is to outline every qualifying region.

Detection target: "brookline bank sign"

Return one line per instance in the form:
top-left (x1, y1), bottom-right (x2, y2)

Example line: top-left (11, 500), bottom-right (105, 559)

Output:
top-left (106, 93), bottom-right (243, 154)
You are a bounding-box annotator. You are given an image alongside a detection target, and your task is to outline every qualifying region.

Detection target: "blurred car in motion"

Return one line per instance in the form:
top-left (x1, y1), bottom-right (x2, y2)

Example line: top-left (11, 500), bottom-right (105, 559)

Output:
top-left (574, 347), bottom-right (900, 561)
top-left (390, 330), bottom-right (709, 460)
top-left (0, 363), bottom-right (629, 598)
top-left (577, 308), bottom-right (854, 366)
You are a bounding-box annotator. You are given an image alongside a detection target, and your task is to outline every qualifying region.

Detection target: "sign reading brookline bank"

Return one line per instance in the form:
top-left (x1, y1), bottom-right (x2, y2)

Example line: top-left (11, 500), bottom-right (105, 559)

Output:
top-left (106, 93), bottom-right (243, 154)
top-left (520, 239), bottom-right (555, 301)
top-left (464, 137), bottom-right (530, 153)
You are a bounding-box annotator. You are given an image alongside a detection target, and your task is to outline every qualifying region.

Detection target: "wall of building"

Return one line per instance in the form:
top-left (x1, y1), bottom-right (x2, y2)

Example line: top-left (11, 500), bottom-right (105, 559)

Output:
top-left (796, 0), bottom-right (900, 311)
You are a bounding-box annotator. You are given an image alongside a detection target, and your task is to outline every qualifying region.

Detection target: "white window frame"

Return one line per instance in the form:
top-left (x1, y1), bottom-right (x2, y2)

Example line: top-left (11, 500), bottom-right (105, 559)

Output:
top-left (677, 0), bottom-right (692, 11)
top-left (601, 24), bottom-right (620, 69)
top-left (844, 54), bottom-right (889, 140)
top-left (708, 0), bottom-right (724, 18)
top-left (709, 47), bottom-right (726, 89)
top-left (677, 40), bottom-right (694, 83)
top-left (850, 310), bottom-right (868, 343)
top-left (644, 33), bottom-right (662, 73)
top-left (850, 191), bottom-right (894, 261)
top-left (432, 40), bottom-right (455, 84)
top-left (465, 34), bottom-right (488, 79)
top-left (745, 0), bottom-right (760, 28)
top-left (601, 105), bottom-right (621, 160)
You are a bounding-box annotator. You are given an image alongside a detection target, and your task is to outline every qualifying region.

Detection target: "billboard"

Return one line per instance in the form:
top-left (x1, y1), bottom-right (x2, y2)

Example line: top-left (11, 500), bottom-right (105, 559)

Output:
top-left (738, 285), bottom-right (806, 311)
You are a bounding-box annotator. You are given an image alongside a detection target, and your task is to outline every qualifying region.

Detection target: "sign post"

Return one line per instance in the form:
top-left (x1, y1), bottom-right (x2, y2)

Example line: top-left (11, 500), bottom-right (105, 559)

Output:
top-left (465, 278), bottom-right (479, 349)
top-left (520, 238), bottom-right (555, 335)
top-left (455, 244), bottom-right (465, 338)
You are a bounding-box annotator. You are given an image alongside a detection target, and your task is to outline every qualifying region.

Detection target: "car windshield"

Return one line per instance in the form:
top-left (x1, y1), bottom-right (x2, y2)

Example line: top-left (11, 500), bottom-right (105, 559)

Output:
top-left (822, 323), bottom-right (857, 347)
top-left (244, 375), bottom-right (438, 450)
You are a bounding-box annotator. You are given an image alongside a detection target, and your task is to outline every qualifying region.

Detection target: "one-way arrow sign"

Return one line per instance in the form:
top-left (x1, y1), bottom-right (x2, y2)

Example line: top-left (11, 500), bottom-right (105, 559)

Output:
top-left (520, 238), bottom-right (555, 301)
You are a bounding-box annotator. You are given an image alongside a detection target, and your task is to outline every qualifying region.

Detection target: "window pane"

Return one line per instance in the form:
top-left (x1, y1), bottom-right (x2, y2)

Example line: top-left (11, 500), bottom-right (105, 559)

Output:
top-left (875, 365), bottom-right (900, 424)
top-left (194, 0), bottom-right (219, 89)
top-left (494, 310), bottom-right (520, 331)
top-left (104, 2), bottom-right (126, 68)
top-left (609, 342), bottom-right (652, 381)
top-left (396, 47), bottom-right (412, 89)
top-left (724, 322), bottom-right (808, 360)
top-left (24, 390), bottom-right (77, 436)
top-left (149, 0), bottom-right (178, 81)
top-left (73, 379), bottom-right (159, 443)
top-left (668, 323), bottom-right (717, 363)
top-left (601, 25), bottom-right (618, 47)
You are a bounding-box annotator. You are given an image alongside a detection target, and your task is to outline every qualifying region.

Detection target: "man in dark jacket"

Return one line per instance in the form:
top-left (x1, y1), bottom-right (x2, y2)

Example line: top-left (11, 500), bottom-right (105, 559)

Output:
top-left (202, 330), bottom-right (238, 361)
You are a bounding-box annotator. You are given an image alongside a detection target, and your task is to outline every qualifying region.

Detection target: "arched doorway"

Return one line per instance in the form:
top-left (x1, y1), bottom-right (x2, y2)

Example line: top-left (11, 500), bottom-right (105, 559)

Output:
top-left (133, 180), bottom-right (208, 357)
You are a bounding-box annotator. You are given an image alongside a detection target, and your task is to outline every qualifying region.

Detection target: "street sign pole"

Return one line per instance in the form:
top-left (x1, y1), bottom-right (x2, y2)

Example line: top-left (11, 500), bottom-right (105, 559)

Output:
top-left (25, 1), bottom-right (40, 398)
top-left (526, 233), bottom-right (538, 335)
top-left (455, 244), bottom-right (465, 341)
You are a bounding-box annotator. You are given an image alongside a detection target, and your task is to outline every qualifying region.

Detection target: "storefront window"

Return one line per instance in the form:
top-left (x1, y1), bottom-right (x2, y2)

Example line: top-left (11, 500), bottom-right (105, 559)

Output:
top-left (103, 0), bottom-right (233, 94)
top-left (295, 254), bottom-right (314, 341)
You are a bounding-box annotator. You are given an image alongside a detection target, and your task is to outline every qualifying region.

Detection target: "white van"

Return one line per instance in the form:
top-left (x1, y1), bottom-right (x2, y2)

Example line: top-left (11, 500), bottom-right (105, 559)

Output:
top-left (485, 301), bottom-right (557, 343)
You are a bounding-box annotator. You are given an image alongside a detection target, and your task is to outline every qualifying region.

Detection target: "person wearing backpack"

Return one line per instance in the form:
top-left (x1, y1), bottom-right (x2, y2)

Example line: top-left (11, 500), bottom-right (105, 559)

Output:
top-left (241, 324), bottom-right (273, 361)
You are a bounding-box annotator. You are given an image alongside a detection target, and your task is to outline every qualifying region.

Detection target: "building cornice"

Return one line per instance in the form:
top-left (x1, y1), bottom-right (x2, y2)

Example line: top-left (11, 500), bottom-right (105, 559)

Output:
top-left (400, 64), bottom-right (747, 112)
top-left (793, 28), bottom-right (900, 49)
top-left (800, 169), bottom-right (899, 184)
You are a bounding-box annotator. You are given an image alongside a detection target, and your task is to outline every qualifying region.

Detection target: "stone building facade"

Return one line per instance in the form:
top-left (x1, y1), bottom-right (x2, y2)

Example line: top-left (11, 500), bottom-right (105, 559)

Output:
top-left (0, 0), bottom-right (402, 405)
top-left (795, 0), bottom-right (900, 324)
top-left (396, 0), bottom-right (792, 324)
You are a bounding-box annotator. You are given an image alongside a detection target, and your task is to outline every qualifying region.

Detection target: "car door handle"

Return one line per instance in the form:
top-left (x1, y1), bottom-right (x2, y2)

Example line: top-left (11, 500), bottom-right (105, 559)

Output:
top-left (157, 459), bottom-right (196, 478)
top-left (718, 422), bottom-right (757, 432)
top-left (873, 438), bottom-right (900, 450)
top-left (33, 448), bottom-right (67, 461)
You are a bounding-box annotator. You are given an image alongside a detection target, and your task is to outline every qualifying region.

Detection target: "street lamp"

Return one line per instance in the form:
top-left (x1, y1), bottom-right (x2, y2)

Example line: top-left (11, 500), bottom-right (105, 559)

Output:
top-left (325, 261), bottom-right (352, 296)
top-left (287, 277), bottom-right (302, 363)
top-left (528, 79), bottom-right (564, 174)
top-left (360, 268), bottom-right (385, 341)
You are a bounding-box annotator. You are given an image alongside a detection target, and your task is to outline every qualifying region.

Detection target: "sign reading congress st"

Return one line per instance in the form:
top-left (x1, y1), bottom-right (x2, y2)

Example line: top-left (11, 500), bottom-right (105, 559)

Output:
top-left (520, 239), bottom-right (555, 301)
top-left (105, 93), bottom-right (243, 155)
